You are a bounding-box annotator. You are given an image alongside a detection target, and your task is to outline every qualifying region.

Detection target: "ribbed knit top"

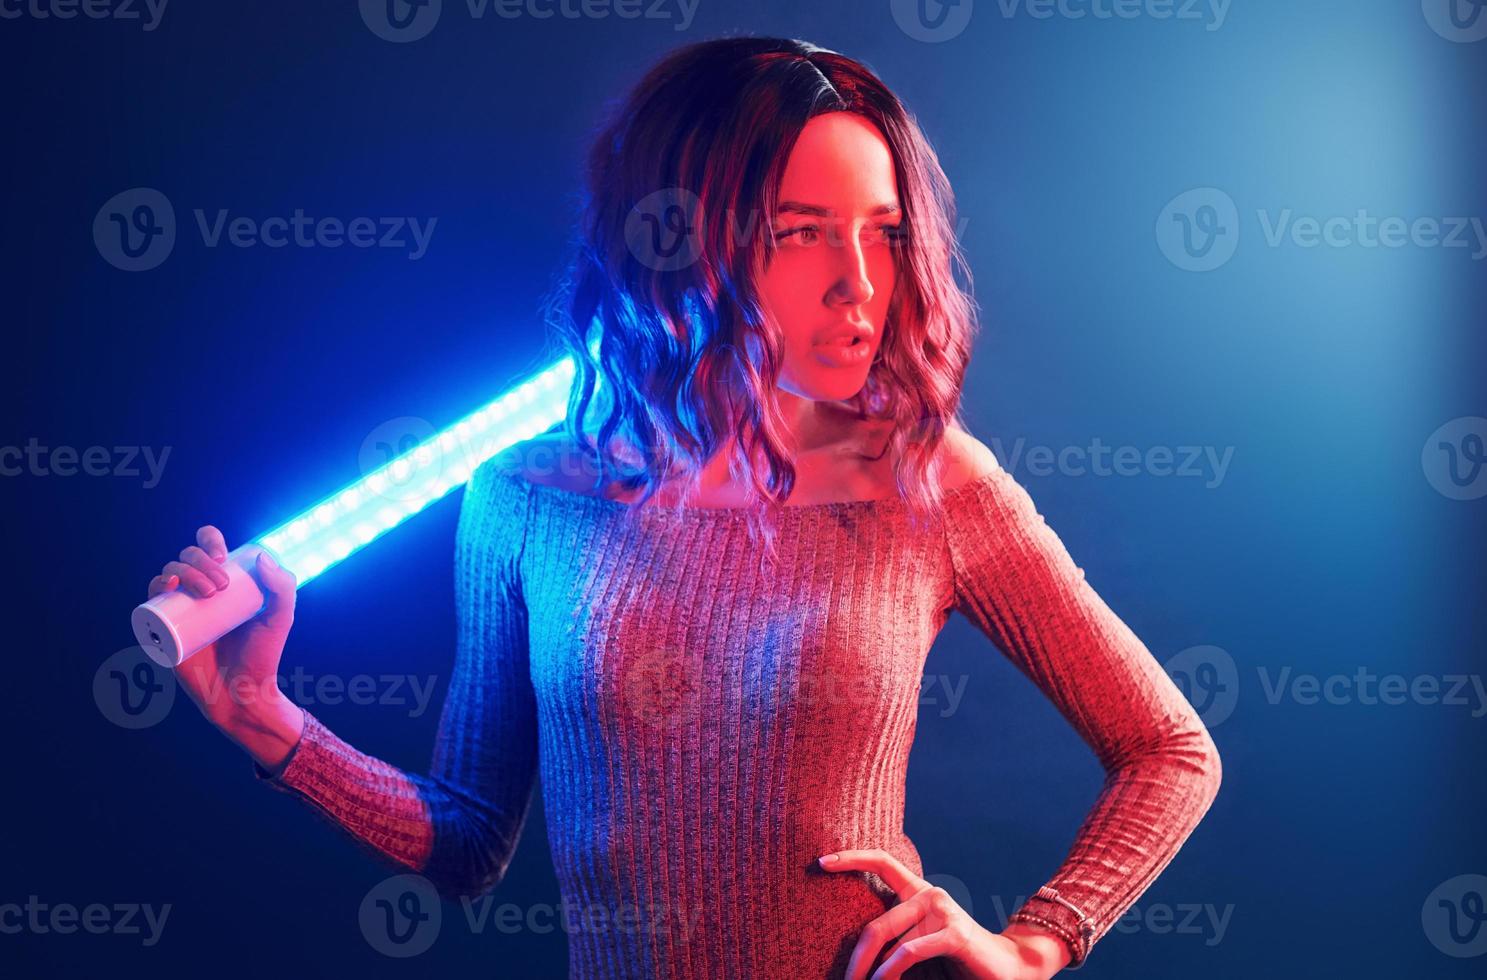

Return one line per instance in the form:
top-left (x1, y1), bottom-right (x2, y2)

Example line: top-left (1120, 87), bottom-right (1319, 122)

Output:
top-left (253, 453), bottom-right (1222, 978)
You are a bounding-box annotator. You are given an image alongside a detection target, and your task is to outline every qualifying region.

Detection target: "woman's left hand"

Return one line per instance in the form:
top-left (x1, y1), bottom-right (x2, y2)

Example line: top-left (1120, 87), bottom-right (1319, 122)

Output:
top-left (818, 849), bottom-right (1068, 980)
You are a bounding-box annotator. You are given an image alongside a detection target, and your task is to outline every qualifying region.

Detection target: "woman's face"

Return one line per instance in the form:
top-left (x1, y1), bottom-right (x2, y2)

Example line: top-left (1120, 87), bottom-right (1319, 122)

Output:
top-left (758, 112), bottom-right (902, 404)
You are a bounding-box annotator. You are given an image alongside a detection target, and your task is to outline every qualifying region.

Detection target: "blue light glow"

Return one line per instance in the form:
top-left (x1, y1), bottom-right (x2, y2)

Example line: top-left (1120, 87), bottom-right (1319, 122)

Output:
top-left (255, 355), bottom-right (578, 585)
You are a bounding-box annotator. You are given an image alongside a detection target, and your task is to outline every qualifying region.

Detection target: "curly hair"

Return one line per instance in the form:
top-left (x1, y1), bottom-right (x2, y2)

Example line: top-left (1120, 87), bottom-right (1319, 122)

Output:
top-left (538, 34), bottom-right (980, 556)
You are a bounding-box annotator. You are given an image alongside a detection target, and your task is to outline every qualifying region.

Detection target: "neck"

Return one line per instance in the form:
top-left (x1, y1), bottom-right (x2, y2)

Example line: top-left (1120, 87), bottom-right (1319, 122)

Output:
top-left (691, 390), bottom-right (884, 492)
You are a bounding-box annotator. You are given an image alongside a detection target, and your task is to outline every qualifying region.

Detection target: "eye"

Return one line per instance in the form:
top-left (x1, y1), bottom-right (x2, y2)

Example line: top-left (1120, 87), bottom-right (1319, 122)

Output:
top-left (775, 224), bottom-right (821, 245)
top-left (875, 223), bottom-right (906, 245)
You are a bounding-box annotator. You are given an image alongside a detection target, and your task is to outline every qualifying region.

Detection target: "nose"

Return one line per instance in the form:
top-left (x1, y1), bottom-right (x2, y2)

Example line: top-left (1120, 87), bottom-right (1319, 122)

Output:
top-left (826, 231), bottom-right (875, 308)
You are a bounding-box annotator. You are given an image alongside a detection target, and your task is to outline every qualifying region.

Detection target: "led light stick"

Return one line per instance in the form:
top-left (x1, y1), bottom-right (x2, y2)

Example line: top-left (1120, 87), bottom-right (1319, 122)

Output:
top-left (131, 356), bottom-right (579, 668)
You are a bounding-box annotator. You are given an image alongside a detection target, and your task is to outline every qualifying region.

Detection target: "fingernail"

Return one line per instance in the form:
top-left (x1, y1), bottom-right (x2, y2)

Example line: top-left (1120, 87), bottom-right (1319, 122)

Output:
top-left (818, 854), bottom-right (838, 866)
top-left (213, 551), bottom-right (226, 562)
top-left (259, 551), bottom-right (278, 569)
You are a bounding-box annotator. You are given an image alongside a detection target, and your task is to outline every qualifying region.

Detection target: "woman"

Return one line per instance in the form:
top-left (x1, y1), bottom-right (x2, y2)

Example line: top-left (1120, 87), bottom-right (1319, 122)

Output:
top-left (145, 36), bottom-right (1221, 980)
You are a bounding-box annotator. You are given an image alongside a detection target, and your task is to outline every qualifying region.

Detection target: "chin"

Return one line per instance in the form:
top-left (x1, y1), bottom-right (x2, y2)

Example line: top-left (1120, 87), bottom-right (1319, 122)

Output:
top-left (784, 370), bottom-right (871, 403)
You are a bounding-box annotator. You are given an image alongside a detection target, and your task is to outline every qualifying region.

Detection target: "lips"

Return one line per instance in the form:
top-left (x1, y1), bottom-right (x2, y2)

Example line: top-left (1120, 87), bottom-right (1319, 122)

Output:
top-left (812, 326), bottom-right (875, 368)
top-left (815, 323), bottom-right (874, 347)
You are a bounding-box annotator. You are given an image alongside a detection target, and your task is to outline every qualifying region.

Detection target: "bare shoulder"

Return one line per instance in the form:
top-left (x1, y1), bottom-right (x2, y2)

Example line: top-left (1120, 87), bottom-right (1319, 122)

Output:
top-left (481, 431), bottom-right (606, 494)
top-left (935, 424), bottom-right (1004, 492)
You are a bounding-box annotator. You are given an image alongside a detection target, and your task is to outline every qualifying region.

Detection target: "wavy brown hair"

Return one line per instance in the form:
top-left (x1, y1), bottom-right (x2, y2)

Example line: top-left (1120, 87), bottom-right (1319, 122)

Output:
top-left (539, 35), bottom-right (980, 553)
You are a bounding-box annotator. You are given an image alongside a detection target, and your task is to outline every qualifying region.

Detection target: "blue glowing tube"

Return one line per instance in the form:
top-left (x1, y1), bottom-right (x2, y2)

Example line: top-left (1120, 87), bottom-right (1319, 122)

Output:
top-left (131, 355), bottom-right (577, 667)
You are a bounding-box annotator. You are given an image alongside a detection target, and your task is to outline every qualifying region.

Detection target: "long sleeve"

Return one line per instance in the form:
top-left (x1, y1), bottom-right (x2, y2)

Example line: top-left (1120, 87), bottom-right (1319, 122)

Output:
top-left (251, 457), bottom-right (541, 899)
top-left (942, 458), bottom-right (1222, 969)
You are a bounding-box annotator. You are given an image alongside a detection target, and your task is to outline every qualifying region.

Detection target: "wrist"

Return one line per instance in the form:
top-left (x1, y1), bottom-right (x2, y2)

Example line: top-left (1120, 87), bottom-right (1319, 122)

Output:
top-left (214, 692), bottom-right (306, 774)
top-left (1000, 922), bottom-right (1073, 980)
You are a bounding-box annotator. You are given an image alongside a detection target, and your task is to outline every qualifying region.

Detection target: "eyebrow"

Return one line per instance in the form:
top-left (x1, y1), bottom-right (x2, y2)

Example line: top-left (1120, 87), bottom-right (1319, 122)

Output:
top-left (775, 201), bottom-right (902, 218)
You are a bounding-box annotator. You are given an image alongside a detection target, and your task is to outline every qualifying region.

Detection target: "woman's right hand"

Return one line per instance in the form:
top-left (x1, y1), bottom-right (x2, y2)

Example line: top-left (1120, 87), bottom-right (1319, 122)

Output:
top-left (145, 524), bottom-right (299, 727)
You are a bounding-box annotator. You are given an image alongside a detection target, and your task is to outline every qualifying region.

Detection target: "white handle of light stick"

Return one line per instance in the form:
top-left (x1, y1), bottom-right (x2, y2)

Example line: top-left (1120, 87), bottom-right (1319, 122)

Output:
top-left (131, 542), bottom-right (280, 667)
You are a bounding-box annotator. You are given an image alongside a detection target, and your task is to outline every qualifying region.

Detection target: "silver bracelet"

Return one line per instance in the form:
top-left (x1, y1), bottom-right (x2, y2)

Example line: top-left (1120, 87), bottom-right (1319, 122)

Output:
top-left (1033, 885), bottom-right (1095, 968)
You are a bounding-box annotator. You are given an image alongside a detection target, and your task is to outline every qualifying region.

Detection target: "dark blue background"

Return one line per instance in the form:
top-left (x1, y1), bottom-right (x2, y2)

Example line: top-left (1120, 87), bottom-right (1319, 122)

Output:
top-left (4, 1), bottom-right (1485, 976)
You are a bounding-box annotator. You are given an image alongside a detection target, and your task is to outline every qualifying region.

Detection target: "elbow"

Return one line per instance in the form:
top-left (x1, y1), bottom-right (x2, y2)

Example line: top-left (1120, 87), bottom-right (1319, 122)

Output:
top-left (1171, 711), bottom-right (1222, 815)
top-left (1194, 723), bottom-right (1222, 811)
top-left (415, 776), bottom-right (534, 901)
top-left (435, 868), bottom-right (508, 904)
top-left (422, 840), bottom-right (515, 902)
top-left (1111, 714), bottom-right (1223, 813)
top-left (420, 804), bottom-right (527, 902)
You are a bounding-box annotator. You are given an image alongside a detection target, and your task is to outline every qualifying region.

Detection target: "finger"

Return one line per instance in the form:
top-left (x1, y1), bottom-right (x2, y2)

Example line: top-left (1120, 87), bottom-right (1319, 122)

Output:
top-left (180, 545), bottom-right (231, 590)
top-left (163, 560), bottom-right (218, 598)
top-left (845, 895), bottom-right (932, 980)
top-left (869, 929), bottom-right (965, 980)
top-left (196, 524), bottom-right (228, 562)
top-left (146, 572), bottom-right (179, 599)
top-left (819, 849), bottom-right (928, 901)
top-left (253, 549), bottom-right (298, 631)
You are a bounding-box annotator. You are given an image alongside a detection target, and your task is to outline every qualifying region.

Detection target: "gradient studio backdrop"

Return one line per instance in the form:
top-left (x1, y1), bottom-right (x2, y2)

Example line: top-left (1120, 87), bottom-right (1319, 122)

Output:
top-left (3, 1), bottom-right (1485, 977)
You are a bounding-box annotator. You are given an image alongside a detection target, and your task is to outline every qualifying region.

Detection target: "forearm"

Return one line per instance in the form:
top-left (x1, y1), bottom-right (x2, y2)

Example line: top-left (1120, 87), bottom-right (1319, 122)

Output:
top-left (1007, 724), bottom-right (1222, 963)
top-left (238, 698), bottom-right (538, 900)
